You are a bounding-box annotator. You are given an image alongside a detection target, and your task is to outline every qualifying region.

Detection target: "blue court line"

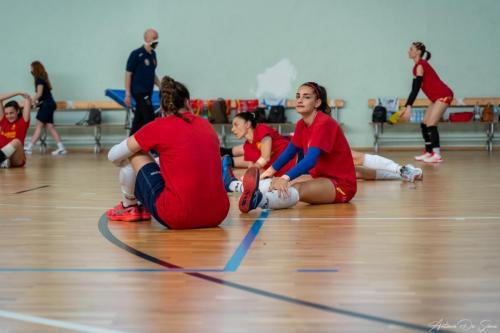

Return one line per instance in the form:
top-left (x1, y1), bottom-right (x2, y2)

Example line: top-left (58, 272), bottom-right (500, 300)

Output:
top-left (296, 268), bottom-right (339, 273)
top-left (0, 268), bottom-right (224, 273)
top-left (0, 210), bottom-right (269, 275)
top-left (98, 214), bottom-right (459, 333)
top-left (224, 210), bottom-right (269, 272)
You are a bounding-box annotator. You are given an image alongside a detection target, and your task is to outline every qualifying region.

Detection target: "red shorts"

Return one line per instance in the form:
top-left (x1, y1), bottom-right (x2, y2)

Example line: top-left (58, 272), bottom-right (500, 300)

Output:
top-left (436, 96), bottom-right (453, 105)
top-left (329, 179), bottom-right (355, 203)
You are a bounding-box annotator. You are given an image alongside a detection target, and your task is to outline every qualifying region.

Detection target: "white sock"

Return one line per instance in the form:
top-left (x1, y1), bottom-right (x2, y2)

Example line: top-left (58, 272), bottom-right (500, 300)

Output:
top-left (433, 148), bottom-right (441, 155)
top-left (259, 187), bottom-right (299, 210)
top-left (375, 170), bottom-right (402, 180)
top-left (363, 153), bottom-right (401, 174)
top-left (24, 142), bottom-right (33, 149)
top-left (119, 163), bottom-right (137, 207)
top-left (57, 142), bottom-right (65, 150)
top-left (229, 178), bottom-right (272, 194)
top-left (1, 143), bottom-right (16, 158)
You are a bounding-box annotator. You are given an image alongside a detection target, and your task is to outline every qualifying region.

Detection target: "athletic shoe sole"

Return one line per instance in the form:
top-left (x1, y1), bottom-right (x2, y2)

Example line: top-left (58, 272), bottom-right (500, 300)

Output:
top-left (239, 167), bottom-right (260, 213)
top-left (106, 214), bottom-right (142, 222)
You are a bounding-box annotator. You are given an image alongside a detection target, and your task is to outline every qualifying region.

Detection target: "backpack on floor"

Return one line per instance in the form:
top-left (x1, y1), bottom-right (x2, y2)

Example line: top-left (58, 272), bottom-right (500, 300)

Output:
top-left (267, 105), bottom-right (286, 123)
top-left (372, 105), bottom-right (387, 123)
top-left (76, 108), bottom-right (102, 126)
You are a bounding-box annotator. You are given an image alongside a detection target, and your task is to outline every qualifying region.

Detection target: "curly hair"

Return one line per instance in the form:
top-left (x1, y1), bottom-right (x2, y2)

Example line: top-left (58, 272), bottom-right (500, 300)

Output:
top-left (160, 76), bottom-right (191, 123)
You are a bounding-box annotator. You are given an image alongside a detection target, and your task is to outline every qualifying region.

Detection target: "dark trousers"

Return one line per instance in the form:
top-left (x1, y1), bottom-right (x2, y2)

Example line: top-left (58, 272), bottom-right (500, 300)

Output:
top-left (130, 92), bottom-right (155, 136)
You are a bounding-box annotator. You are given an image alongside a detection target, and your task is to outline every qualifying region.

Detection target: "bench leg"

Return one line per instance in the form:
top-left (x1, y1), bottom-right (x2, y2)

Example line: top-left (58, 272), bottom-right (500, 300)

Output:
top-left (94, 126), bottom-right (102, 154)
top-left (373, 123), bottom-right (383, 153)
top-left (485, 122), bottom-right (495, 152)
top-left (40, 128), bottom-right (47, 154)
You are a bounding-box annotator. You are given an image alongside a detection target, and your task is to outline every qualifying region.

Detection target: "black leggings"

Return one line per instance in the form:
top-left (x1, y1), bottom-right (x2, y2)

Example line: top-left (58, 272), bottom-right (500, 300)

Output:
top-left (130, 93), bottom-right (155, 135)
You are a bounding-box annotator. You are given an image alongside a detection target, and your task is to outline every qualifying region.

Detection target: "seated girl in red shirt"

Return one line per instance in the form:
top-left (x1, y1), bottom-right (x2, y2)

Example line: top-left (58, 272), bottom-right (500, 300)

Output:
top-left (220, 112), bottom-right (298, 193)
top-left (238, 82), bottom-right (357, 213)
top-left (107, 76), bottom-right (229, 229)
top-left (0, 92), bottom-right (32, 168)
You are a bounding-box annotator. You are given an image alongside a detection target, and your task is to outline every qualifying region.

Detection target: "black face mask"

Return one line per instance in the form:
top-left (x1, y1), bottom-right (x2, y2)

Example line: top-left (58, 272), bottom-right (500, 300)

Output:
top-left (30, 70), bottom-right (34, 75)
top-left (150, 41), bottom-right (158, 49)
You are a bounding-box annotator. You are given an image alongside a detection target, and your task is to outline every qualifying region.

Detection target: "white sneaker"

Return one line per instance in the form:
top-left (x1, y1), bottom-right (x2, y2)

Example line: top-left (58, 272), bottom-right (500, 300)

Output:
top-left (423, 153), bottom-right (443, 163)
top-left (51, 147), bottom-right (67, 155)
top-left (414, 152), bottom-right (432, 161)
top-left (400, 164), bottom-right (423, 182)
top-left (24, 145), bottom-right (33, 155)
top-left (0, 159), bottom-right (11, 168)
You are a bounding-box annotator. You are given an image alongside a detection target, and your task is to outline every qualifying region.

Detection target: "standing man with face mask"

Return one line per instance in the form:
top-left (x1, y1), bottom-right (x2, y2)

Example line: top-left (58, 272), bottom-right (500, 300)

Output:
top-left (125, 28), bottom-right (161, 135)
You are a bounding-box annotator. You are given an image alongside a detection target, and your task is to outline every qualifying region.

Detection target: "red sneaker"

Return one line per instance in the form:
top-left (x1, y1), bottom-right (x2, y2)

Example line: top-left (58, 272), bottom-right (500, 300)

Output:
top-left (139, 205), bottom-right (151, 220)
top-left (106, 202), bottom-right (142, 222)
top-left (238, 167), bottom-right (263, 213)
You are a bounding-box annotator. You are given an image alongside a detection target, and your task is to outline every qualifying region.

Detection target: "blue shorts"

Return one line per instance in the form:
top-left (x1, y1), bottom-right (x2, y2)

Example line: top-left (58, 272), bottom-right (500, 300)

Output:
top-left (134, 162), bottom-right (169, 228)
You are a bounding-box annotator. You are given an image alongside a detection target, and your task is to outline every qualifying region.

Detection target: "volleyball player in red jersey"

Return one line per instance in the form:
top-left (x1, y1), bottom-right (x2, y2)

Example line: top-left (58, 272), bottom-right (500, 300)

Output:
top-left (400, 42), bottom-right (454, 163)
top-left (0, 92), bottom-right (31, 168)
top-left (107, 76), bottom-right (229, 229)
top-left (220, 112), bottom-right (298, 192)
top-left (237, 82), bottom-right (357, 213)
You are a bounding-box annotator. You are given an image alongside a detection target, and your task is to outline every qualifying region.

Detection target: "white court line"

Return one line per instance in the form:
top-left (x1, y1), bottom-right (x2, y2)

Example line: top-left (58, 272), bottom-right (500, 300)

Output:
top-left (0, 309), bottom-right (130, 333)
top-left (239, 216), bottom-right (500, 221)
top-left (0, 203), bottom-right (108, 210)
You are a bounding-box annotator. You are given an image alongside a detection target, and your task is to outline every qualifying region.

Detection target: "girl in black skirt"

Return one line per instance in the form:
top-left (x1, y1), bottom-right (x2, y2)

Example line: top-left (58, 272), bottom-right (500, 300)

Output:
top-left (24, 61), bottom-right (67, 155)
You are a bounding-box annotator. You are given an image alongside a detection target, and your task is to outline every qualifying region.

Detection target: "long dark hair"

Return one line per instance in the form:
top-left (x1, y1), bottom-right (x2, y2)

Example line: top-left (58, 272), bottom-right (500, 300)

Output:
top-left (301, 82), bottom-right (331, 115)
top-left (413, 41), bottom-right (432, 61)
top-left (234, 111), bottom-right (257, 128)
top-left (31, 61), bottom-right (53, 90)
top-left (160, 76), bottom-right (191, 123)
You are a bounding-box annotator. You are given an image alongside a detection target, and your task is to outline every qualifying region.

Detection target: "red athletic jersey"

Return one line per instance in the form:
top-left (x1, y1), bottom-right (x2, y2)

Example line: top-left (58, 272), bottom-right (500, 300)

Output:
top-left (413, 59), bottom-right (453, 102)
top-left (134, 112), bottom-right (230, 229)
top-left (291, 112), bottom-right (357, 195)
top-left (0, 117), bottom-right (29, 147)
top-left (243, 124), bottom-right (295, 176)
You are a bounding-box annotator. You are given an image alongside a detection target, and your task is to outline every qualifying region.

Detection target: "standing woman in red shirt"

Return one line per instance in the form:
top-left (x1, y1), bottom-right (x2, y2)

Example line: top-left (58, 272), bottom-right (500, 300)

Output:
top-left (220, 112), bottom-right (297, 192)
top-left (400, 42), bottom-right (454, 163)
top-left (107, 76), bottom-right (230, 229)
top-left (238, 82), bottom-right (357, 213)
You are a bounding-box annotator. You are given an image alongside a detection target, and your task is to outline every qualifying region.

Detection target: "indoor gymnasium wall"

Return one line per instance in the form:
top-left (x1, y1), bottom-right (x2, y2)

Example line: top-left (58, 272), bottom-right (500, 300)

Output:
top-left (1, 0), bottom-right (499, 148)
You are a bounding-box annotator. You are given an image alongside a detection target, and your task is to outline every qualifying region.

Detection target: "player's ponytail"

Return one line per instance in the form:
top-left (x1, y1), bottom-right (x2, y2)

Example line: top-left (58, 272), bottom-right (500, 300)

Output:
top-left (413, 41), bottom-right (431, 61)
top-left (234, 111), bottom-right (257, 128)
top-left (160, 76), bottom-right (191, 123)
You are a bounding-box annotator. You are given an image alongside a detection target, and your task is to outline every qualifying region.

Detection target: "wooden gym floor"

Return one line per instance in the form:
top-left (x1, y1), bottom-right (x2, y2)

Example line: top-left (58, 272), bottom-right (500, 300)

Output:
top-left (0, 150), bottom-right (499, 333)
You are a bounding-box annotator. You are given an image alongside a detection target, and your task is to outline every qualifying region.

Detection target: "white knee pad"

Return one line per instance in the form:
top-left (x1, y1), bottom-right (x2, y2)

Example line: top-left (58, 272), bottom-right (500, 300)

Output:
top-left (1, 142), bottom-right (16, 158)
top-left (119, 163), bottom-right (137, 200)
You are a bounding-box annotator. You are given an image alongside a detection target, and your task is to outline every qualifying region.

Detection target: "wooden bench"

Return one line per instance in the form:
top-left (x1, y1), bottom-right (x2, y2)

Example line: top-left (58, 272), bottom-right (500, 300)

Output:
top-left (35, 101), bottom-right (125, 154)
top-left (33, 99), bottom-right (344, 153)
top-left (368, 98), bottom-right (499, 152)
